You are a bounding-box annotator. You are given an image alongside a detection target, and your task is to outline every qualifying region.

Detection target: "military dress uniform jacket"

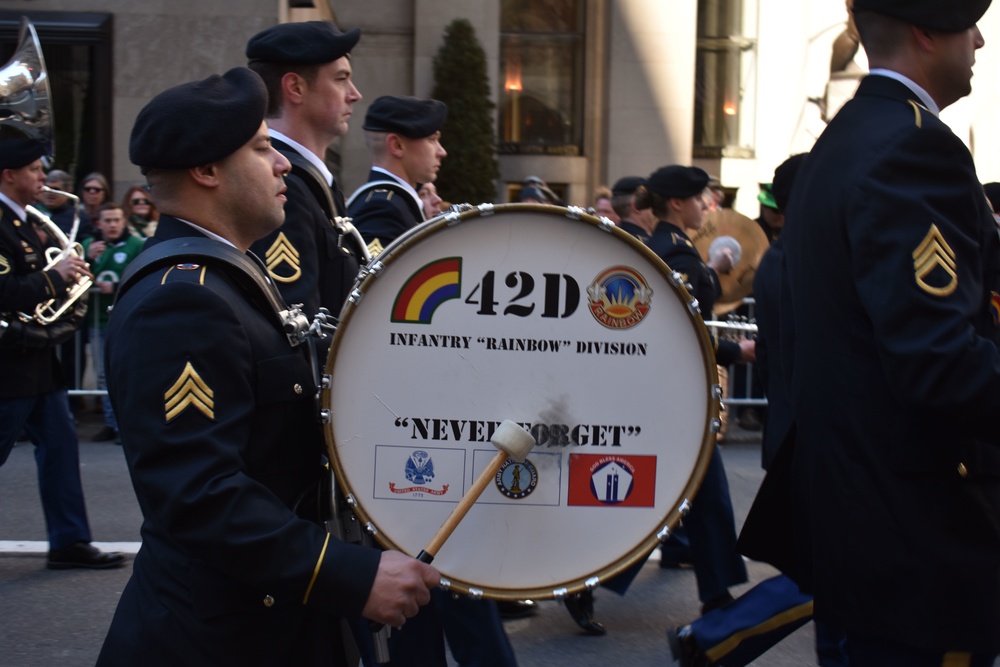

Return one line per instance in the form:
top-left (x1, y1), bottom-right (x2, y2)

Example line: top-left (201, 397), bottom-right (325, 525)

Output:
top-left (97, 217), bottom-right (381, 666)
top-left (249, 138), bottom-right (362, 318)
top-left (349, 169), bottom-right (423, 252)
top-left (0, 200), bottom-right (72, 398)
top-left (751, 241), bottom-right (791, 469)
top-left (647, 221), bottom-right (741, 367)
top-left (782, 75), bottom-right (1000, 652)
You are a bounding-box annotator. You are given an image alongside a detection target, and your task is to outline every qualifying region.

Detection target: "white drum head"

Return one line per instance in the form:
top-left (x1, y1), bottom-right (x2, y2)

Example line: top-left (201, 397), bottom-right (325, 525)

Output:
top-left (324, 204), bottom-right (718, 600)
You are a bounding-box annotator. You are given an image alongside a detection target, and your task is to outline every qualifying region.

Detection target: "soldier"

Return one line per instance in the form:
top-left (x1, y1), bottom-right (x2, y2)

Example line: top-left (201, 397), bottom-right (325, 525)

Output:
top-left (770, 0), bottom-right (1000, 663)
top-left (349, 95), bottom-right (447, 254)
top-left (246, 20), bottom-right (367, 320)
top-left (0, 131), bottom-right (124, 571)
top-left (97, 67), bottom-right (438, 666)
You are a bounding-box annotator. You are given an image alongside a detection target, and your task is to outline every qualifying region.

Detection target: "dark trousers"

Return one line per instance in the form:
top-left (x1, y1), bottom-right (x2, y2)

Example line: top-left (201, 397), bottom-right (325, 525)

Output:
top-left (356, 589), bottom-right (517, 667)
top-left (0, 389), bottom-right (92, 549)
top-left (846, 633), bottom-right (997, 667)
top-left (685, 445), bottom-right (747, 602)
top-left (689, 574), bottom-right (847, 666)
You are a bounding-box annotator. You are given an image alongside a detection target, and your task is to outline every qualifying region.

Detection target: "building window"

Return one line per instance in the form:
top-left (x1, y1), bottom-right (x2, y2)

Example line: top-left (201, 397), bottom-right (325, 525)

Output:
top-left (693, 0), bottom-right (756, 158)
top-left (0, 11), bottom-right (113, 186)
top-left (498, 0), bottom-right (584, 156)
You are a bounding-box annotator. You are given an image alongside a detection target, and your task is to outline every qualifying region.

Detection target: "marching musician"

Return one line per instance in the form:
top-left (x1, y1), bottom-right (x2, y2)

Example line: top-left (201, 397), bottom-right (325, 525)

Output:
top-left (245, 20), bottom-right (367, 320)
top-left (766, 0), bottom-right (1000, 663)
top-left (96, 68), bottom-right (438, 666)
top-left (0, 130), bottom-right (124, 570)
top-left (349, 95), bottom-right (448, 255)
top-left (633, 165), bottom-right (752, 616)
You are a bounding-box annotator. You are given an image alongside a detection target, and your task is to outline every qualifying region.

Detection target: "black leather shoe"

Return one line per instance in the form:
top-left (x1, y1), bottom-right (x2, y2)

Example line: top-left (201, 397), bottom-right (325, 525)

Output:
top-left (47, 542), bottom-right (126, 570)
top-left (92, 426), bottom-right (118, 442)
top-left (496, 599), bottom-right (538, 619)
top-left (564, 590), bottom-right (606, 636)
top-left (667, 625), bottom-right (707, 667)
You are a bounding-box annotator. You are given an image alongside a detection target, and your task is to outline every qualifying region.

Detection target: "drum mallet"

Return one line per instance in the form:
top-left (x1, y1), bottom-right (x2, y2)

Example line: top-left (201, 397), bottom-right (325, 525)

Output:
top-left (416, 419), bottom-right (535, 564)
top-left (368, 419), bottom-right (534, 663)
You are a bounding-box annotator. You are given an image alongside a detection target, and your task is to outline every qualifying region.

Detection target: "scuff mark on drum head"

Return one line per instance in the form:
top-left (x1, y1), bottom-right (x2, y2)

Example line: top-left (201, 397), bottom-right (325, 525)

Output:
top-left (370, 392), bottom-right (400, 418)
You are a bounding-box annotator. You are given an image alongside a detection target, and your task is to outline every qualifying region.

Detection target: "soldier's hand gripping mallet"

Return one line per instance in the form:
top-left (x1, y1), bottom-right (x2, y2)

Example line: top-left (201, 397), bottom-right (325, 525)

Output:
top-left (416, 419), bottom-right (535, 564)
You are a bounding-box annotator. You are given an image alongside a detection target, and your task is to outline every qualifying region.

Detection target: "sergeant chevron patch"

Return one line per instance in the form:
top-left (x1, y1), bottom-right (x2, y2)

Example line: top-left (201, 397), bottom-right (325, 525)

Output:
top-left (912, 224), bottom-right (957, 297)
top-left (367, 238), bottom-right (384, 257)
top-left (265, 232), bottom-right (302, 283)
top-left (164, 361), bottom-right (215, 422)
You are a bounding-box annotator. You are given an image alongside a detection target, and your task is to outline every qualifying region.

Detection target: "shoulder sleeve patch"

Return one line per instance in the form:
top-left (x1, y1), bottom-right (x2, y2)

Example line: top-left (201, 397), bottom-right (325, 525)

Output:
top-left (912, 223), bottom-right (957, 296)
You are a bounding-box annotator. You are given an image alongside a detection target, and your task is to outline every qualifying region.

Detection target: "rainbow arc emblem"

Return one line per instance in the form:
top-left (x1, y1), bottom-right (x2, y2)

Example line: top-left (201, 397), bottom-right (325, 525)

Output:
top-left (391, 257), bottom-right (462, 324)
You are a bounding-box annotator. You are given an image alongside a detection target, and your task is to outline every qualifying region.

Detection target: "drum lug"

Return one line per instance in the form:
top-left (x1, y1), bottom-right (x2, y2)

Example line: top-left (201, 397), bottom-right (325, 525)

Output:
top-left (565, 205), bottom-right (585, 220)
top-left (438, 576), bottom-right (451, 591)
top-left (687, 298), bottom-right (702, 317)
top-left (712, 384), bottom-right (724, 400)
top-left (552, 587), bottom-right (569, 600)
top-left (444, 210), bottom-right (463, 225)
top-left (319, 409), bottom-right (331, 424)
top-left (348, 288), bottom-right (364, 306)
top-left (320, 373), bottom-right (332, 390)
top-left (466, 587), bottom-right (484, 600)
top-left (596, 216), bottom-right (615, 233)
top-left (679, 498), bottom-right (692, 516)
top-left (584, 576), bottom-right (600, 590)
top-left (710, 418), bottom-right (722, 433)
top-left (477, 203), bottom-right (495, 216)
top-left (657, 525), bottom-right (672, 542)
top-left (365, 521), bottom-right (379, 536)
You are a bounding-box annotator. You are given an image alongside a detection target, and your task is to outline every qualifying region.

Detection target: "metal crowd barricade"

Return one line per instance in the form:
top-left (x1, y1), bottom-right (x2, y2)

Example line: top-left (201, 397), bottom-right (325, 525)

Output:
top-left (705, 297), bottom-right (768, 409)
top-left (61, 285), bottom-right (106, 398)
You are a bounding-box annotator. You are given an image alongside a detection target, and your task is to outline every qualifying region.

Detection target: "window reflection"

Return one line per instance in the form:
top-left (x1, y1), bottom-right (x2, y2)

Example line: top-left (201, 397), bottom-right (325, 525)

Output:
top-left (499, 0), bottom-right (584, 155)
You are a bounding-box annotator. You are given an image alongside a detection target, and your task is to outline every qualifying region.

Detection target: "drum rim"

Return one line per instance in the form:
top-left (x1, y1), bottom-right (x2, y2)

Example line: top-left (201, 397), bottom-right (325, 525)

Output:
top-left (323, 202), bottom-right (721, 600)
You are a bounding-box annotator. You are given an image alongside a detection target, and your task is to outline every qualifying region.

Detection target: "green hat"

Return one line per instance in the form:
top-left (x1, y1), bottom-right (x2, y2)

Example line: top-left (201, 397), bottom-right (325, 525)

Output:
top-left (757, 183), bottom-right (777, 210)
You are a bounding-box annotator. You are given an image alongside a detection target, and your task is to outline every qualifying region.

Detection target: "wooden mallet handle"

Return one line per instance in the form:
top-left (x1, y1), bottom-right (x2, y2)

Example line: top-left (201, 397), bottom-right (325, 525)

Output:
top-left (417, 449), bottom-right (508, 563)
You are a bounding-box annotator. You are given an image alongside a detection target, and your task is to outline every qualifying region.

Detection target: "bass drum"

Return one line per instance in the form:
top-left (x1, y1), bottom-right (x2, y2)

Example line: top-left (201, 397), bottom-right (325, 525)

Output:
top-left (323, 203), bottom-right (720, 601)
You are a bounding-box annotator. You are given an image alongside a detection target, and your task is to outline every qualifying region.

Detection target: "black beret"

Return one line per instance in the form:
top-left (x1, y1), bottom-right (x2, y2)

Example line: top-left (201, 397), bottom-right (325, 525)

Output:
top-left (646, 165), bottom-right (709, 200)
top-left (611, 176), bottom-right (646, 197)
top-left (246, 21), bottom-right (360, 64)
top-left (984, 182), bottom-right (1000, 213)
top-left (771, 153), bottom-right (807, 214)
top-left (129, 68), bottom-right (267, 175)
top-left (362, 96), bottom-right (448, 138)
top-left (0, 133), bottom-right (47, 170)
top-left (853, 0), bottom-right (991, 32)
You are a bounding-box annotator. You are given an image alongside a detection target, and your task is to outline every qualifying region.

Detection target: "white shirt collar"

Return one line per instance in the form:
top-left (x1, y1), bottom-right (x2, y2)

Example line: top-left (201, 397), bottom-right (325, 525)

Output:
top-left (268, 128), bottom-right (334, 187)
top-left (370, 166), bottom-right (424, 220)
top-left (174, 217), bottom-right (237, 248)
top-left (868, 69), bottom-right (940, 116)
top-left (0, 191), bottom-right (28, 222)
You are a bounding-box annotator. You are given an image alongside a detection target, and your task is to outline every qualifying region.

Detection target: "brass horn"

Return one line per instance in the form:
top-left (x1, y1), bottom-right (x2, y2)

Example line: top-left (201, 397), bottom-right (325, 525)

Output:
top-left (0, 18), bottom-right (52, 155)
top-left (0, 19), bottom-right (90, 341)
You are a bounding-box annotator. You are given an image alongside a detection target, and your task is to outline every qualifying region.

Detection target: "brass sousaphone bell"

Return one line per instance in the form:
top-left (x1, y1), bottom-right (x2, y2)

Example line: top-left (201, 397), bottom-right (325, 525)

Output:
top-left (0, 18), bottom-right (92, 340)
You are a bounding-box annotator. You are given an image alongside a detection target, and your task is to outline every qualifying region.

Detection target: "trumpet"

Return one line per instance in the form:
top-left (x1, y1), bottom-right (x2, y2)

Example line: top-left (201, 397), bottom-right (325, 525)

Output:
top-left (22, 186), bottom-right (93, 325)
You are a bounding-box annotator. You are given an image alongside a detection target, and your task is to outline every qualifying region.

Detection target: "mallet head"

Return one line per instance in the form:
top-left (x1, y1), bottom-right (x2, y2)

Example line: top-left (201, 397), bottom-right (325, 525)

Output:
top-left (491, 420), bottom-right (535, 462)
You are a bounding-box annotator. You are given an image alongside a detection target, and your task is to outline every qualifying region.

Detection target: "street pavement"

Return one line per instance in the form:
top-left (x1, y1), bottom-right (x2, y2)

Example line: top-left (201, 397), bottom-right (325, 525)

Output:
top-left (0, 408), bottom-right (820, 666)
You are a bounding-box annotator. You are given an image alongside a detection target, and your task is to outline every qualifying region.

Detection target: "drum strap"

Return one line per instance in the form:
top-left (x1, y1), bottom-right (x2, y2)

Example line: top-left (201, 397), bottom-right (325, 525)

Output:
top-left (283, 151), bottom-right (370, 261)
top-left (115, 238), bottom-right (300, 344)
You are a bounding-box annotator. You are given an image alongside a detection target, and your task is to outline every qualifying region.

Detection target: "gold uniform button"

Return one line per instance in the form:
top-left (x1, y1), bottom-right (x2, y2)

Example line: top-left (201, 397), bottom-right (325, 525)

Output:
top-left (957, 462), bottom-right (968, 478)
top-left (293, 383), bottom-right (303, 395)
top-left (263, 595), bottom-right (275, 608)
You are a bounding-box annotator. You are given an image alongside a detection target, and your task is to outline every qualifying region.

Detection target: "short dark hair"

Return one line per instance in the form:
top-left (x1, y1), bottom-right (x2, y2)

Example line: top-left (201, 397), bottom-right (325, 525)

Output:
top-left (854, 10), bottom-right (910, 62)
top-left (248, 61), bottom-right (320, 118)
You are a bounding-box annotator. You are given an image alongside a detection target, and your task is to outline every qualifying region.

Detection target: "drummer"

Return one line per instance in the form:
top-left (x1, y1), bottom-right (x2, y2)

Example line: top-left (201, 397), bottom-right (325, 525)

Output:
top-left (634, 165), bottom-right (753, 614)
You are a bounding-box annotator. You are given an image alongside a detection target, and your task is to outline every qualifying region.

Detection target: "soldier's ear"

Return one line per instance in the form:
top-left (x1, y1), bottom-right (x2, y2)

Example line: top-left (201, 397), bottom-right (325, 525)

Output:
top-left (386, 133), bottom-right (406, 158)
